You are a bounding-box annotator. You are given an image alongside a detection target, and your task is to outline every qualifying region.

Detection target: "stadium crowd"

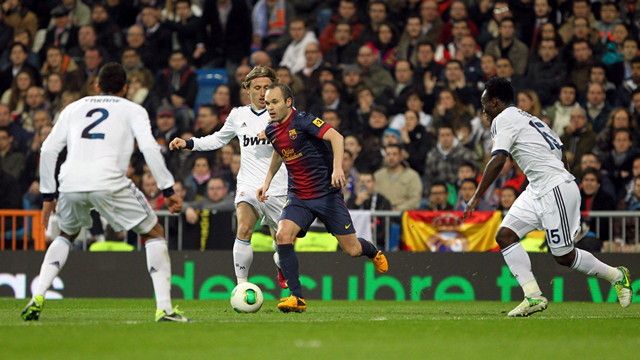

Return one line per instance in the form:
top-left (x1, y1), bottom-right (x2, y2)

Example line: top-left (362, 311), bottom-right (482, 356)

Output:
top-left (1, 0), bottom-right (640, 246)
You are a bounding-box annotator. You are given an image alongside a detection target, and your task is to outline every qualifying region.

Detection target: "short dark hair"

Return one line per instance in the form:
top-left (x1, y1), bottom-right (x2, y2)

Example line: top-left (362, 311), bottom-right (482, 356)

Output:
top-left (430, 181), bottom-right (448, 193)
top-left (266, 83), bottom-right (294, 102)
top-left (484, 77), bottom-right (514, 104)
top-left (631, 56), bottom-right (640, 65)
top-left (384, 143), bottom-right (404, 153)
top-left (0, 126), bottom-right (10, 137)
top-left (98, 62), bottom-right (127, 94)
top-left (198, 104), bottom-right (217, 116)
top-left (9, 42), bottom-right (28, 55)
top-left (581, 167), bottom-right (601, 183)
top-left (459, 160), bottom-right (477, 172)
top-left (461, 178), bottom-right (478, 188)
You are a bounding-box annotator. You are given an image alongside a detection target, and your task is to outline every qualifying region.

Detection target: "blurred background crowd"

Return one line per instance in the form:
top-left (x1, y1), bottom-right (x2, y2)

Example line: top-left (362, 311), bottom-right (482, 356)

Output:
top-left (1, 0), bottom-right (640, 245)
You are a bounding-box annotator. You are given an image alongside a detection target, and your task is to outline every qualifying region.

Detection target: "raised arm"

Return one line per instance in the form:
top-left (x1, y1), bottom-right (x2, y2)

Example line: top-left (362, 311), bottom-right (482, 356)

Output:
top-left (169, 108), bottom-right (237, 151)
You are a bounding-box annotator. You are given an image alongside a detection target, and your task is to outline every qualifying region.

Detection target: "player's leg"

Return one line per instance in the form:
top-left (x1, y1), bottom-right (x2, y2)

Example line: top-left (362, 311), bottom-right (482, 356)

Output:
top-left (233, 201), bottom-right (259, 284)
top-left (319, 193), bottom-right (388, 272)
top-left (275, 198), bottom-right (314, 312)
top-left (546, 182), bottom-right (631, 307)
top-left (22, 193), bottom-right (87, 321)
top-left (264, 195), bottom-right (289, 288)
top-left (91, 185), bottom-right (187, 322)
top-left (498, 190), bottom-right (548, 316)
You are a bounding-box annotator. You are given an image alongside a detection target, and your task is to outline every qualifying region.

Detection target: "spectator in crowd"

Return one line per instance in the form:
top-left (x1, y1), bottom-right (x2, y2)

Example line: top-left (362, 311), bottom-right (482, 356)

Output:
top-left (390, 91), bottom-right (432, 131)
top-left (439, 1), bottom-right (478, 45)
top-left (325, 21), bottom-right (359, 66)
top-left (583, 82), bottom-right (612, 133)
top-left (371, 22), bottom-right (399, 71)
top-left (1, 69), bottom-right (34, 115)
top-left (516, 90), bottom-right (543, 119)
top-left (68, 25), bottom-right (99, 62)
top-left (601, 128), bottom-right (639, 197)
top-left (494, 57), bottom-right (528, 94)
top-left (140, 6), bottom-right (172, 72)
top-left (631, 89), bottom-right (640, 127)
top-left (561, 106), bottom-right (596, 175)
top-left (251, 0), bottom-right (294, 52)
top-left (322, 109), bottom-right (350, 136)
top-left (621, 39), bottom-right (638, 82)
top-left (589, 63), bottom-right (618, 105)
top-left (42, 6), bottom-right (79, 58)
top-left (595, 108), bottom-right (636, 158)
top-left (79, 47), bottom-right (104, 80)
top-left (185, 177), bottom-right (235, 225)
top-left (141, 172), bottom-right (165, 211)
top-left (398, 109), bottom-right (431, 175)
top-left (90, 2), bottom-right (123, 56)
top-left (184, 155), bottom-right (212, 200)
top-left (477, 0), bottom-right (512, 47)
top-left (0, 42), bottom-right (40, 96)
top-left (569, 39), bottom-right (595, 94)
top-left (309, 80), bottom-right (350, 121)
top-left (595, 1), bottom-right (621, 44)
top-left (319, 0), bottom-right (363, 54)
top-left (558, 0), bottom-right (597, 45)
top-left (211, 84), bottom-right (232, 123)
top-left (426, 181), bottom-right (453, 210)
top-left (388, 60), bottom-right (416, 115)
top-left (0, 126), bottom-right (25, 181)
top-left (414, 41), bottom-right (442, 78)
top-left (44, 72), bottom-right (63, 114)
top-left (580, 167), bottom-right (616, 244)
top-left (356, 45), bottom-right (394, 98)
top-left (361, 0), bottom-right (389, 43)
top-left (153, 105), bottom-right (180, 154)
top-left (497, 186), bottom-right (519, 213)
top-left (20, 86), bottom-right (48, 132)
top-left (527, 38), bottom-right (566, 107)
top-left (484, 18), bottom-right (529, 75)
top-left (456, 177), bottom-right (493, 211)
top-left (431, 89), bottom-right (473, 130)
top-left (347, 172), bottom-right (392, 211)
top-left (419, 0), bottom-right (443, 46)
top-left (578, 152), bottom-right (616, 199)
top-left (193, 104), bottom-right (221, 138)
top-left (126, 69), bottom-right (159, 115)
top-left (341, 148), bottom-right (359, 201)
top-left (457, 35), bottom-right (481, 83)
top-left (1, 0), bottom-right (38, 39)
top-left (296, 42), bottom-right (327, 97)
top-left (279, 18), bottom-right (317, 74)
top-left (155, 51), bottom-right (197, 127)
top-left (424, 123), bottom-right (477, 191)
top-left (618, 57), bottom-right (640, 108)
top-left (200, 0), bottom-right (251, 68)
top-left (166, 0), bottom-right (204, 63)
top-left (625, 175), bottom-right (640, 211)
top-left (396, 14), bottom-right (427, 65)
top-left (275, 65), bottom-right (305, 107)
top-left (546, 83), bottom-right (578, 136)
top-left (40, 46), bottom-right (83, 92)
top-left (0, 103), bottom-right (29, 154)
top-left (436, 60), bottom-right (479, 109)
top-left (374, 144), bottom-right (422, 211)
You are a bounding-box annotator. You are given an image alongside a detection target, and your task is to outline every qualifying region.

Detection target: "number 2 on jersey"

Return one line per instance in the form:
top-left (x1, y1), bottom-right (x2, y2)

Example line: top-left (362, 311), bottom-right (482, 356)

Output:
top-left (528, 120), bottom-right (561, 150)
top-left (82, 108), bottom-right (109, 139)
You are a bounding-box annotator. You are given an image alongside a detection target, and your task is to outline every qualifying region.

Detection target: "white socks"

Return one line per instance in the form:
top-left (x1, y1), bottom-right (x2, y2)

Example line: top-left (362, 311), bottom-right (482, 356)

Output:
top-left (145, 238), bottom-right (173, 314)
top-left (34, 236), bottom-right (71, 297)
top-left (233, 238), bottom-right (253, 284)
top-left (502, 242), bottom-right (542, 298)
top-left (571, 248), bottom-right (622, 283)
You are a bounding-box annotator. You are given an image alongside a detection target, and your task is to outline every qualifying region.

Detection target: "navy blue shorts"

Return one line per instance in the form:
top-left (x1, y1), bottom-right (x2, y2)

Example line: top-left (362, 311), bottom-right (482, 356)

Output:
top-left (281, 191), bottom-right (355, 238)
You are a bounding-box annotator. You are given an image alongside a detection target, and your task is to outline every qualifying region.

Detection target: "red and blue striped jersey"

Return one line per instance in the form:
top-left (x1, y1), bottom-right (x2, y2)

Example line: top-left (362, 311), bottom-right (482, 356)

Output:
top-left (265, 110), bottom-right (337, 200)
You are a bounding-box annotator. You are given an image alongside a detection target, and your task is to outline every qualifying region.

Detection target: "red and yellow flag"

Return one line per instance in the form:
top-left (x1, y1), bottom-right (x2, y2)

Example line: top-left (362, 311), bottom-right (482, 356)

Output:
top-left (402, 211), bottom-right (501, 252)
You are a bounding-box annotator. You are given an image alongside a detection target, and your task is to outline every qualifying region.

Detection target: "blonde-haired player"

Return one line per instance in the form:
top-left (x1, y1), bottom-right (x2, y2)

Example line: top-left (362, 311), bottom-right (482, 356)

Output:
top-left (170, 66), bottom-right (288, 287)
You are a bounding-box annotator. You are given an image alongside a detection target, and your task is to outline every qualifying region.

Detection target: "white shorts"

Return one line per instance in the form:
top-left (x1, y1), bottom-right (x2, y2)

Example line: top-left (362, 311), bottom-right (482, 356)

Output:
top-left (234, 188), bottom-right (286, 230)
top-left (56, 183), bottom-right (157, 235)
top-left (501, 180), bottom-right (580, 256)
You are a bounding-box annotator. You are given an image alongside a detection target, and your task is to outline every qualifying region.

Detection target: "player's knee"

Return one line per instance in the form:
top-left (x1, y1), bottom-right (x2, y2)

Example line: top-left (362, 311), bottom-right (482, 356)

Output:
top-left (495, 228), bottom-right (518, 249)
top-left (275, 230), bottom-right (295, 245)
top-left (553, 251), bottom-right (575, 267)
top-left (236, 222), bottom-right (254, 239)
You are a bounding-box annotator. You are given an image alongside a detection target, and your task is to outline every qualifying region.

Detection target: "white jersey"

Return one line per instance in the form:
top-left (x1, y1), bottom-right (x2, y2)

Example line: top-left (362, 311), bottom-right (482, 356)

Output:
top-left (40, 95), bottom-right (174, 194)
top-left (192, 105), bottom-right (288, 196)
top-left (491, 106), bottom-right (574, 198)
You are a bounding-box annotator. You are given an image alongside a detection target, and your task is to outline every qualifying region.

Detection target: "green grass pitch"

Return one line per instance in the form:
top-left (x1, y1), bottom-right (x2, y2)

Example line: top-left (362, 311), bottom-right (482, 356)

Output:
top-left (1, 299), bottom-right (639, 359)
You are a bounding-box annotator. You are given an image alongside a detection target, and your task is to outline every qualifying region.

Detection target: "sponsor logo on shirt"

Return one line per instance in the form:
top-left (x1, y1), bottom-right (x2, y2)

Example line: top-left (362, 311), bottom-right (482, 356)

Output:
top-left (242, 135), bottom-right (271, 147)
top-left (281, 148), bottom-right (303, 161)
top-left (312, 118), bottom-right (325, 127)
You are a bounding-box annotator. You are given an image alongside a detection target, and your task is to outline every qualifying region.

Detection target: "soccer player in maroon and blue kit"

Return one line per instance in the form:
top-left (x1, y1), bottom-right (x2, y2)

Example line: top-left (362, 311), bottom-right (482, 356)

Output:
top-left (257, 83), bottom-right (389, 313)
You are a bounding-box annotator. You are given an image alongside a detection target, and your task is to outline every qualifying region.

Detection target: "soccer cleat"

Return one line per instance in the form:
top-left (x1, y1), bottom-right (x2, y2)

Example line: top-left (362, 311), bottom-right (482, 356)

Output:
top-left (21, 295), bottom-right (44, 321)
top-left (276, 267), bottom-right (288, 289)
top-left (277, 295), bottom-right (307, 313)
top-left (155, 306), bottom-right (190, 322)
top-left (372, 251), bottom-right (389, 273)
top-left (614, 266), bottom-right (632, 308)
top-left (507, 296), bottom-right (548, 317)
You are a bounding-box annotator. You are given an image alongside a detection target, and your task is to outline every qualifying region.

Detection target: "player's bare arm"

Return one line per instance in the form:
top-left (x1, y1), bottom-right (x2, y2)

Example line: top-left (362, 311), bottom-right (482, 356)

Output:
top-left (322, 128), bottom-right (346, 188)
top-left (257, 150), bottom-right (283, 202)
top-left (464, 152), bottom-right (508, 219)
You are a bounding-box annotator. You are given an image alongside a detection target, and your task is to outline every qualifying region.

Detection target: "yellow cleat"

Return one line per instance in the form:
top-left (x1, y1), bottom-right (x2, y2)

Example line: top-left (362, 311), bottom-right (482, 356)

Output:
top-left (372, 251), bottom-right (389, 273)
top-left (277, 295), bottom-right (307, 313)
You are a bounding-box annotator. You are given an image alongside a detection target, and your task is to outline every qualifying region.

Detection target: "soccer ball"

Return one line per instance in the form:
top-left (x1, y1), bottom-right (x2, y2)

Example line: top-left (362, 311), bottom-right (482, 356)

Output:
top-left (230, 282), bottom-right (264, 313)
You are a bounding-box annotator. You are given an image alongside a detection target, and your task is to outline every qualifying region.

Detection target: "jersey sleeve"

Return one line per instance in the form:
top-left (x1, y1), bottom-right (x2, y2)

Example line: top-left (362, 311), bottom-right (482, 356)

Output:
top-left (39, 105), bottom-right (71, 198)
top-left (192, 108), bottom-right (238, 151)
top-left (490, 115), bottom-right (517, 156)
top-left (130, 105), bottom-right (175, 191)
top-left (298, 115), bottom-right (332, 139)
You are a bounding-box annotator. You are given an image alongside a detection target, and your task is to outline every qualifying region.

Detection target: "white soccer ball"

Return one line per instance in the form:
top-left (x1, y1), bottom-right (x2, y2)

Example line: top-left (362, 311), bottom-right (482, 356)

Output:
top-left (230, 282), bottom-right (264, 313)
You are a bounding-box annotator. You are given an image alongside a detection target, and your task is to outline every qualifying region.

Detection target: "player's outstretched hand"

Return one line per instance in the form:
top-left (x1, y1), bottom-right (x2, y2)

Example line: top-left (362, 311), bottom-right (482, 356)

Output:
top-left (463, 195), bottom-right (479, 220)
top-left (166, 194), bottom-right (183, 214)
top-left (331, 168), bottom-right (346, 188)
top-left (256, 185), bottom-right (269, 202)
top-left (42, 200), bottom-right (56, 230)
top-left (169, 137), bottom-right (187, 151)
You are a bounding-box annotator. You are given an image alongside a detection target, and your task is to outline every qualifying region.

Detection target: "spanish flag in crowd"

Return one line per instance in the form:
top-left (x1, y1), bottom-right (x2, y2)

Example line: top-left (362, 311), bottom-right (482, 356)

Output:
top-left (402, 211), bottom-right (502, 252)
